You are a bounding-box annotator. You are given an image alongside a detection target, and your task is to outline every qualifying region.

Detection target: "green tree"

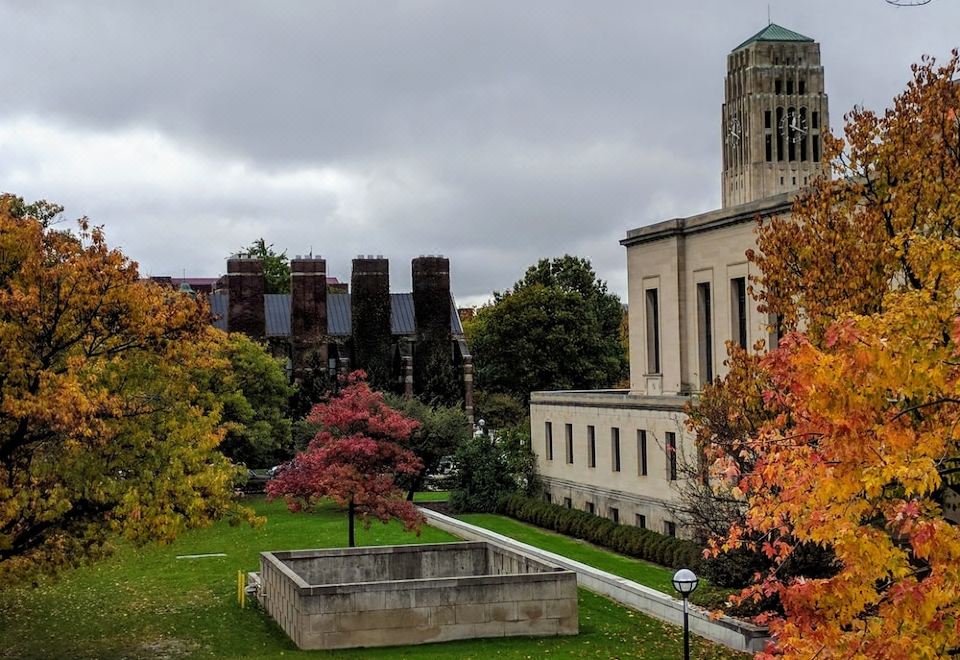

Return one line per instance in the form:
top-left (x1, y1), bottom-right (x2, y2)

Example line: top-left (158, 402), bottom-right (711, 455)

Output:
top-left (383, 395), bottom-right (472, 499)
top-left (449, 423), bottom-right (539, 513)
top-left (211, 333), bottom-right (294, 468)
top-left (0, 196), bottom-right (255, 582)
top-left (242, 238), bottom-right (290, 294)
top-left (471, 256), bottom-right (627, 402)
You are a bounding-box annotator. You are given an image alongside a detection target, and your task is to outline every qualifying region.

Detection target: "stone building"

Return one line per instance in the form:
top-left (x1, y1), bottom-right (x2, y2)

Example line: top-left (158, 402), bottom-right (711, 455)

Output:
top-left (208, 254), bottom-right (474, 418)
top-left (529, 24), bottom-right (828, 537)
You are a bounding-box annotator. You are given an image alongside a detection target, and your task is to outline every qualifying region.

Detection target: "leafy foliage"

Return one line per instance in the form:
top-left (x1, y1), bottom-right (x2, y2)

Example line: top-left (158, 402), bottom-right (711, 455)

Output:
top-left (0, 196), bottom-right (255, 582)
top-left (242, 238), bottom-right (290, 294)
top-left (211, 333), bottom-right (294, 468)
top-left (449, 424), bottom-right (539, 513)
top-left (497, 494), bottom-right (703, 572)
top-left (472, 390), bottom-right (527, 430)
top-left (470, 256), bottom-right (627, 402)
top-left (266, 372), bottom-right (424, 545)
top-left (382, 394), bottom-right (472, 499)
top-left (697, 54), bottom-right (960, 656)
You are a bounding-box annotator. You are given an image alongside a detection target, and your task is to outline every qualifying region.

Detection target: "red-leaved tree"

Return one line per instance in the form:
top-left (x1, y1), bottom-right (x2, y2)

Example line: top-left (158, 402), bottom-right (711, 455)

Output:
top-left (266, 371), bottom-right (424, 546)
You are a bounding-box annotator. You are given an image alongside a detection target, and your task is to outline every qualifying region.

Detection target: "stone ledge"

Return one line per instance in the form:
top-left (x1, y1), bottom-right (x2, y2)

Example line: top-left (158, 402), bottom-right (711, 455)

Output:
top-left (420, 507), bottom-right (769, 654)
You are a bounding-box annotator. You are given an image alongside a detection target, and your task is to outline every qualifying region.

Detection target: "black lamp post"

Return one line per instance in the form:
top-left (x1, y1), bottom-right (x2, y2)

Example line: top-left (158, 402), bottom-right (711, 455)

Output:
top-left (672, 568), bottom-right (699, 660)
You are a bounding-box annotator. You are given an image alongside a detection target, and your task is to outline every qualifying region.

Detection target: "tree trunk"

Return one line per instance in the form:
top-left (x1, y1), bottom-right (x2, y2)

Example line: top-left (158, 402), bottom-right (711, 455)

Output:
top-left (348, 499), bottom-right (356, 548)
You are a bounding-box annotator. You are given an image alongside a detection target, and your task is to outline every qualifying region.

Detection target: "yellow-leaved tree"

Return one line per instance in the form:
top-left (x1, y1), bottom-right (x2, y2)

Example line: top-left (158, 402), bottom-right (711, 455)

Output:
top-left (698, 53), bottom-right (960, 656)
top-left (0, 196), bottom-right (256, 582)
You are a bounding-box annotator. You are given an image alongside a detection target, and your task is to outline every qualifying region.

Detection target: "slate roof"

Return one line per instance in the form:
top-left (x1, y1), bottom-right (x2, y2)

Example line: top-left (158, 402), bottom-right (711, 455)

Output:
top-left (208, 292), bottom-right (464, 337)
top-left (733, 23), bottom-right (813, 51)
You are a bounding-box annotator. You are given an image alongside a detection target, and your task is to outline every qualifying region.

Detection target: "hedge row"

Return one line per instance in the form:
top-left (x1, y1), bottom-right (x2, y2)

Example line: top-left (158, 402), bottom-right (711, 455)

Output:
top-left (496, 493), bottom-right (703, 571)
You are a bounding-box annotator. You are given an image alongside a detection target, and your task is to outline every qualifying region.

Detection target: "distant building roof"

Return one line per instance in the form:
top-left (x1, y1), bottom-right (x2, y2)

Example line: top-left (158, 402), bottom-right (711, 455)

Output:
top-left (733, 23), bottom-right (814, 51)
top-left (209, 292), bottom-right (464, 338)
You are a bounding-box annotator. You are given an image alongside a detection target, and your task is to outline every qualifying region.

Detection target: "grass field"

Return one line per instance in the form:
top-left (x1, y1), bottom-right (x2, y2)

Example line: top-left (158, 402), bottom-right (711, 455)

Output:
top-left (0, 497), bottom-right (744, 659)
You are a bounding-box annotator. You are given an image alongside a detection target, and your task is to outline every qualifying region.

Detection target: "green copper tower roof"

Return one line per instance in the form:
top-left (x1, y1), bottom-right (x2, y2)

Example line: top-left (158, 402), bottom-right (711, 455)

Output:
top-left (733, 23), bottom-right (814, 51)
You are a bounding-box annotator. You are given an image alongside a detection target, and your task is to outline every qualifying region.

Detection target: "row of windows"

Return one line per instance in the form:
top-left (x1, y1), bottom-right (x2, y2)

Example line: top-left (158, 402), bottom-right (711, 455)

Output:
top-left (545, 423), bottom-right (678, 481)
top-left (544, 493), bottom-right (678, 537)
top-left (644, 277), bottom-right (749, 385)
top-left (764, 107), bottom-right (821, 163)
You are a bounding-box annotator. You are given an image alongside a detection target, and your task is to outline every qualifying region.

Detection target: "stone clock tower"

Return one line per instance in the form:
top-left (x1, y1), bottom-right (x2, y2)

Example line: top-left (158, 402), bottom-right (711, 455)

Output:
top-left (721, 24), bottom-right (829, 208)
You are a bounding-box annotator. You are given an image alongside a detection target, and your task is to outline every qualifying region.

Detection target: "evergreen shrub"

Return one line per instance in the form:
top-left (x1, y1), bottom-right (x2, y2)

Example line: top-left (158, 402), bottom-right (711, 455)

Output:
top-left (495, 494), bottom-right (703, 571)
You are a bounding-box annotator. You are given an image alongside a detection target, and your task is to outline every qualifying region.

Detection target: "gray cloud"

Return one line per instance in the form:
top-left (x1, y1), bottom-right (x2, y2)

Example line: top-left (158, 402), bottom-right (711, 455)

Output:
top-left (1, 0), bottom-right (957, 305)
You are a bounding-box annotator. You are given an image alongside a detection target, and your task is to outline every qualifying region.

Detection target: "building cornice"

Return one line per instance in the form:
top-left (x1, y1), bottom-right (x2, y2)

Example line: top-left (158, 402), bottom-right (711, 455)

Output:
top-left (530, 389), bottom-right (690, 412)
top-left (620, 191), bottom-right (794, 248)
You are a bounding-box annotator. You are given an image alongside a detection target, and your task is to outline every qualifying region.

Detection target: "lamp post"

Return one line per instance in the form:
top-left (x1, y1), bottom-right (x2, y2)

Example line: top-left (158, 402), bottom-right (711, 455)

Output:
top-left (672, 568), bottom-right (699, 660)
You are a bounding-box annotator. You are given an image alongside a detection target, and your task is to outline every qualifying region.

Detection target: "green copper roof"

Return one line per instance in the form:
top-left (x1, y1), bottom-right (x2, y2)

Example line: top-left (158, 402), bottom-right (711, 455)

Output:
top-left (733, 23), bottom-right (814, 51)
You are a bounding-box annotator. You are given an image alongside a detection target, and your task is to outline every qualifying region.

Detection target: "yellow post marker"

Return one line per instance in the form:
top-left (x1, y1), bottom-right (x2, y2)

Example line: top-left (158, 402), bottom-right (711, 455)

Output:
top-left (236, 570), bottom-right (243, 607)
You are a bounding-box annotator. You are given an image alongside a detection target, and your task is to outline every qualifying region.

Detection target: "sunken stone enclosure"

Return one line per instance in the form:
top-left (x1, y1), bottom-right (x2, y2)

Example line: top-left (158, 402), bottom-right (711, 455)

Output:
top-left (255, 541), bottom-right (578, 650)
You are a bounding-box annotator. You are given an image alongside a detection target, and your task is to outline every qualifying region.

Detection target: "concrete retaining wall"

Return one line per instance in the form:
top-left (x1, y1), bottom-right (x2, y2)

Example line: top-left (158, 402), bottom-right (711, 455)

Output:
top-left (421, 509), bottom-right (769, 654)
top-left (259, 541), bottom-right (578, 650)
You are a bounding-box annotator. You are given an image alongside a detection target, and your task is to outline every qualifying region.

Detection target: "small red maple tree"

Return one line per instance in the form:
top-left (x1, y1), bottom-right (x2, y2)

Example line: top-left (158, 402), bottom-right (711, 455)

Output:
top-left (266, 371), bottom-right (425, 546)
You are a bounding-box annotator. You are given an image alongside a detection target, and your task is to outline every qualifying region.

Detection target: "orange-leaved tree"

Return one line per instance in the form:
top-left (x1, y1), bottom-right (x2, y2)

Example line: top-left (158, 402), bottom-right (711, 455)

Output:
top-left (0, 195), bottom-right (255, 583)
top-left (267, 371), bottom-right (424, 547)
top-left (697, 53), bottom-right (960, 656)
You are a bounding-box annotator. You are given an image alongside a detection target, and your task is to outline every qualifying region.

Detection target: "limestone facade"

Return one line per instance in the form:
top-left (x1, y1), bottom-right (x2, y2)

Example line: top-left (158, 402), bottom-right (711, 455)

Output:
top-left (531, 194), bottom-right (791, 537)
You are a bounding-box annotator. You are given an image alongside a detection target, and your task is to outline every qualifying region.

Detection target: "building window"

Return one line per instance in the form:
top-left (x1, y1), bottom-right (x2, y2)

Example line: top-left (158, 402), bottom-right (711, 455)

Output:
top-left (765, 134), bottom-right (772, 162)
top-left (564, 497), bottom-right (572, 509)
top-left (813, 134), bottom-right (821, 162)
top-left (731, 277), bottom-right (747, 349)
top-left (636, 514), bottom-right (647, 529)
top-left (544, 493), bottom-right (552, 503)
top-left (665, 521), bottom-right (677, 538)
top-left (799, 79), bottom-right (806, 94)
top-left (587, 425), bottom-right (596, 468)
top-left (645, 289), bottom-right (660, 374)
top-left (786, 79), bottom-right (793, 95)
top-left (812, 111), bottom-right (820, 129)
top-left (776, 107), bottom-right (784, 161)
top-left (637, 430), bottom-right (648, 476)
top-left (586, 502), bottom-right (595, 515)
top-left (775, 79), bottom-right (782, 94)
top-left (565, 423), bottom-right (574, 464)
top-left (799, 108), bottom-right (809, 162)
top-left (667, 432), bottom-right (678, 481)
top-left (696, 282), bottom-right (713, 386)
top-left (611, 427), bottom-right (621, 472)
top-left (610, 507), bottom-right (620, 524)
top-left (545, 422), bottom-right (553, 461)
top-left (769, 312), bottom-right (784, 349)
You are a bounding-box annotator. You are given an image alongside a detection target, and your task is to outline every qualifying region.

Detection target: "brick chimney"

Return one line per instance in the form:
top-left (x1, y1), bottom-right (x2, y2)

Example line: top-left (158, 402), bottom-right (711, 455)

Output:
top-left (412, 255), bottom-right (450, 336)
top-left (226, 255), bottom-right (265, 338)
top-left (412, 255), bottom-right (454, 400)
top-left (290, 255), bottom-right (328, 370)
top-left (351, 256), bottom-right (392, 388)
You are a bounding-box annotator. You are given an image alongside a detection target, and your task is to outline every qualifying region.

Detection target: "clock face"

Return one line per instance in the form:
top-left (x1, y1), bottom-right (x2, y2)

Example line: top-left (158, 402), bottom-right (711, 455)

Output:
top-left (726, 114), bottom-right (742, 144)
top-left (779, 111), bottom-right (808, 142)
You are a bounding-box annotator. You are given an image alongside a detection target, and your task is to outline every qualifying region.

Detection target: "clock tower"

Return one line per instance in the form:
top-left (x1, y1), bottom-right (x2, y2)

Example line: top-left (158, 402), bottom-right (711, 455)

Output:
top-left (721, 24), bottom-right (829, 208)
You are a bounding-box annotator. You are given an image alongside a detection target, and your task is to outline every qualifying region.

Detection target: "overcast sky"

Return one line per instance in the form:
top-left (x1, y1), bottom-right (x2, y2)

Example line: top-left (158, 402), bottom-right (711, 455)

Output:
top-left (1, 1), bottom-right (957, 305)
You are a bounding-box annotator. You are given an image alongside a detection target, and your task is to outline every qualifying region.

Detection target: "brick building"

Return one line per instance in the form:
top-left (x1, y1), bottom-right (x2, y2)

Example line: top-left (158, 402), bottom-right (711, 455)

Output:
top-left (208, 254), bottom-right (474, 419)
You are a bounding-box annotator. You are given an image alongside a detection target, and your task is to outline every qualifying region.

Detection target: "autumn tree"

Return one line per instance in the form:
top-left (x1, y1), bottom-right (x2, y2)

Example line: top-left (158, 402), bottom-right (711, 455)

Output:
top-left (0, 196), bottom-right (254, 582)
top-left (266, 372), bottom-right (424, 546)
top-left (697, 54), bottom-right (960, 655)
top-left (470, 256), bottom-right (627, 402)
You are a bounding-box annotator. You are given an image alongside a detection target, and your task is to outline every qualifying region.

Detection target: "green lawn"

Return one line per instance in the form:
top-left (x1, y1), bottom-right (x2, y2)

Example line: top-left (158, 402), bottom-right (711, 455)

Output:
top-left (0, 497), bottom-right (743, 659)
top-left (412, 490), bottom-right (450, 502)
top-left (458, 513), bottom-right (731, 607)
